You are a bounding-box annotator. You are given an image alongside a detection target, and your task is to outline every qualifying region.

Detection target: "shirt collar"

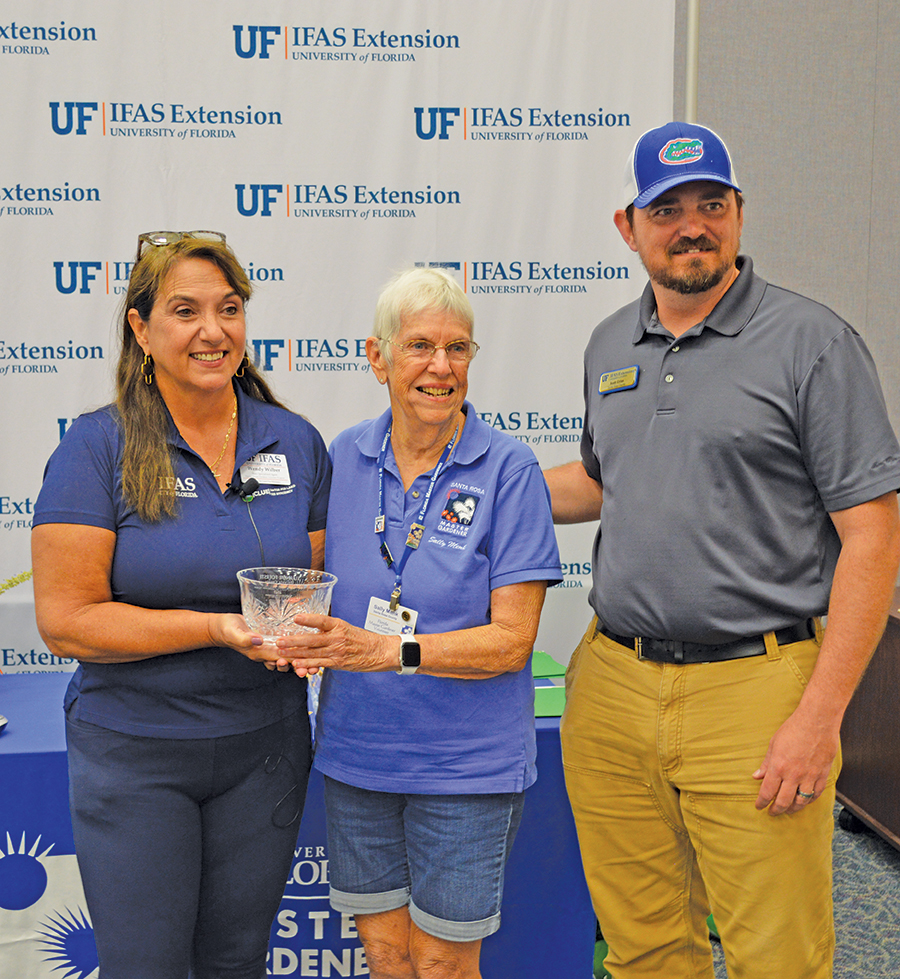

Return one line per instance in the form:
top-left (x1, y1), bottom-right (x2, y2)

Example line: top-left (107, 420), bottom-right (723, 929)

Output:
top-left (356, 401), bottom-right (489, 468)
top-left (633, 255), bottom-right (767, 344)
top-left (165, 384), bottom-right (280, 462)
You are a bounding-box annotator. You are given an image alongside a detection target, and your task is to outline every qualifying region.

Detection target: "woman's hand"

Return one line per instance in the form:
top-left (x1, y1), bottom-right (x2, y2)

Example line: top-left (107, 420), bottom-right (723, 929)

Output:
top-left (275, 614), bottom-right (392, 677)
top-left (206, 613), bottom-right (265, 656)
top-left (206, 614), bottom-right (322, 673)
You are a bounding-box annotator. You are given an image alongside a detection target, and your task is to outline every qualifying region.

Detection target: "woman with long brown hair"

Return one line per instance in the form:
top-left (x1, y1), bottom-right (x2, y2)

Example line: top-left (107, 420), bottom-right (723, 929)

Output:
top-left (32, 231), bottom-right (331, 979)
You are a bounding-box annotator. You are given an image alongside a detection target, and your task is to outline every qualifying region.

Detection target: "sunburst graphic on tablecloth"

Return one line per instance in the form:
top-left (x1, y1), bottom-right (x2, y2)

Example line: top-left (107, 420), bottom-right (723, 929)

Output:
top-left (36, 906), bottom-right (98, 979)
top-left (0, 832), bottom-right (53, 910)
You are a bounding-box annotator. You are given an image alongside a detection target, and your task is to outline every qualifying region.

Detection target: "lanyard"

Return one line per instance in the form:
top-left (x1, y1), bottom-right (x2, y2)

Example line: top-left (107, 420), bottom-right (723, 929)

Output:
top-left (375, 421), bottom-right (459, 609)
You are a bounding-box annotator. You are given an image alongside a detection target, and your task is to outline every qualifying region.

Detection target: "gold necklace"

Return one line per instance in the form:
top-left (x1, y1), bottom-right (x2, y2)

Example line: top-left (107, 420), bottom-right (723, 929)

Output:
top-left (209, 394), bottom-right (237, 478)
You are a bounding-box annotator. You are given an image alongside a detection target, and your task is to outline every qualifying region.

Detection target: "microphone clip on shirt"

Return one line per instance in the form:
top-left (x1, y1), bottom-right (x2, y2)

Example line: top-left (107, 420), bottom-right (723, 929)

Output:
top-left (229, 477), bottom-right (260, 502)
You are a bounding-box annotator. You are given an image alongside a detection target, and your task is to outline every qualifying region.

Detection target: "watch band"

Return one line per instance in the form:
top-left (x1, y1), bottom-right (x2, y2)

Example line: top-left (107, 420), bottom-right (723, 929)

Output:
top-left (397, 637), bottom-right (421, 675)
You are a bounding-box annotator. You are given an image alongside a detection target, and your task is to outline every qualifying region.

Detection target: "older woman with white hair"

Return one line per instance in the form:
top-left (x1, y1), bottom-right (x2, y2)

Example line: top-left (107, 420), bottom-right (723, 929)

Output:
top-left (275, 267), bottom-right (561, 979)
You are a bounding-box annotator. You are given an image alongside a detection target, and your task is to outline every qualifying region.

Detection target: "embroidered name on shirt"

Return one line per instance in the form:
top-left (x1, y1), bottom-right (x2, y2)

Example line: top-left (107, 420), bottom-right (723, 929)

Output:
top-left (599, 365), bottom-right (639, 394)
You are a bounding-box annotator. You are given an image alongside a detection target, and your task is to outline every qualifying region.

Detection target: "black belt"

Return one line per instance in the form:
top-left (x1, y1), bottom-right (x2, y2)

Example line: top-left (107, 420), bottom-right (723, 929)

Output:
top-left (597, 619), bottom-right (817, 664)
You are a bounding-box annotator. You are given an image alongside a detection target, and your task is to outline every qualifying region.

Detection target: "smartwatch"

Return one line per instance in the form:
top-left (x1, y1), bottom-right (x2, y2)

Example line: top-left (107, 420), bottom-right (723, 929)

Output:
top-left (397, 637), bottom-right (421, 675)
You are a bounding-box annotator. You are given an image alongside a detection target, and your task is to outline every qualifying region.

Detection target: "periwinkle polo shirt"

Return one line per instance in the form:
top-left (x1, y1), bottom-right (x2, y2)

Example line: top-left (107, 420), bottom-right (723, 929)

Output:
top-left (581, 255), bottom-right (900, 645)
top-left (315, 403), bottom-right (562, 794)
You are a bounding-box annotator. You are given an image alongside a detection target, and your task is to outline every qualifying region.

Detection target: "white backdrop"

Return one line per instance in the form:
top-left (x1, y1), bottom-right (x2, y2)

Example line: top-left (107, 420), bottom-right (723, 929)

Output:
top-left (0, 1), bottom-right (674, 672)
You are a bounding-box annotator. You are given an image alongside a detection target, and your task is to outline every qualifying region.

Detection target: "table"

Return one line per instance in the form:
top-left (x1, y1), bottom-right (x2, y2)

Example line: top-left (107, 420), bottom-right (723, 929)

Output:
top-left (836, 585), bottom-right (900, 851)
top-left (0, 670), bottom-right (595, 978)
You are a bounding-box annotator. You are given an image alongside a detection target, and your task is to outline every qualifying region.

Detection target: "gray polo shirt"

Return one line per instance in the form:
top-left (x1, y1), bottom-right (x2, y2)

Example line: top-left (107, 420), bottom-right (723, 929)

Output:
top-left (581, 255), bottom-right (900, 644)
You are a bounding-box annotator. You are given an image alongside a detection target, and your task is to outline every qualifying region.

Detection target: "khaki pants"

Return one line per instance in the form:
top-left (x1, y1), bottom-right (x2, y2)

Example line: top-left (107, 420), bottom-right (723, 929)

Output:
top-left (561, 618), bottom-right (837, 979)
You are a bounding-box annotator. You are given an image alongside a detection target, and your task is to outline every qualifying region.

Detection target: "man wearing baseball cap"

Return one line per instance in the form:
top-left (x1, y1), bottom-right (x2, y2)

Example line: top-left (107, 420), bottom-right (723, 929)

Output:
top-left (545, 122), bottom-right (900, 977)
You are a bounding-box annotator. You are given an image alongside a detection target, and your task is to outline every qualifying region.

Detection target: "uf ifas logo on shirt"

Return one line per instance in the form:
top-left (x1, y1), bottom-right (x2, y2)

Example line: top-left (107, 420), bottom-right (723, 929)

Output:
top-left (158, 476), bottom-right (197, 499)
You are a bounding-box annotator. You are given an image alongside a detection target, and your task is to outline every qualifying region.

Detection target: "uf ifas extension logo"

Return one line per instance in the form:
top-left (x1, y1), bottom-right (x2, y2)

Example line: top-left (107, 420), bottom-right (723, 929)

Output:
top-left (49, 102), bottom-right (96, 135)
top-left (233, 25), bottom-right (282, 59)
top-left (0, 833), bottom-right (97, 979)
top-left (414, 107), bottom-right (459, 140)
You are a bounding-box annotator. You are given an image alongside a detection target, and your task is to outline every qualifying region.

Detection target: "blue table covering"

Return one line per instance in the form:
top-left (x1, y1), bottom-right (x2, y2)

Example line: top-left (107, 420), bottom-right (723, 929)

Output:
top-left (0, 669), bottom-right (594, 978)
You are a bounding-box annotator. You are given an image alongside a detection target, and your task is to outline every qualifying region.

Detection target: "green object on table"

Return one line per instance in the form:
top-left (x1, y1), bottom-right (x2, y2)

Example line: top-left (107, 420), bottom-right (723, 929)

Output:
top-left (593, 939), bottom-right (612, 978)
top-left (534, 684), bottom-right (566, 717)
top-left (532, 650), bottom-right (566, 678)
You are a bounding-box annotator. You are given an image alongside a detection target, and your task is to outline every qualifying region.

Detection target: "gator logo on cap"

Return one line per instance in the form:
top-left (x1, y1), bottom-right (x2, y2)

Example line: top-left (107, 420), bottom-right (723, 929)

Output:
top-left (659, 138), bottom-right (704, 166)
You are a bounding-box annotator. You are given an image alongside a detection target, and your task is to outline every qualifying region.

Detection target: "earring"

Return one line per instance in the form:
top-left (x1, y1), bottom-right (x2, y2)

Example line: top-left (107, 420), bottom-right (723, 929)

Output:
top-left (235, 354), bottom-right (250, 378)
top-left (141, 353), bottom-right (154, 386)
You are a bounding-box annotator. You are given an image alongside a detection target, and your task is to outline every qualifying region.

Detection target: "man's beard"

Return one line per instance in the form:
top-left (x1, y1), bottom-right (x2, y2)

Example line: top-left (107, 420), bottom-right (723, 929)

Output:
top-left (644, 236), bottom-right (736, 295)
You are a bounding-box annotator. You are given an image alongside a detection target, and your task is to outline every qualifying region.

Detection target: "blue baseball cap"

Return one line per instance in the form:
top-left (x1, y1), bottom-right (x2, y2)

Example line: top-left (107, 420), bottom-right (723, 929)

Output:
top-left (623, 122), bottom-right (741, 208)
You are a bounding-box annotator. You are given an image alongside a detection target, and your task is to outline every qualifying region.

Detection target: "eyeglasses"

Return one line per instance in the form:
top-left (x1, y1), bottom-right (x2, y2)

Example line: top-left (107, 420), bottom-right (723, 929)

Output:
top-left (135, 230), bottom-right (226, 262)
top-left (388, 338), bottom-right (480, 363)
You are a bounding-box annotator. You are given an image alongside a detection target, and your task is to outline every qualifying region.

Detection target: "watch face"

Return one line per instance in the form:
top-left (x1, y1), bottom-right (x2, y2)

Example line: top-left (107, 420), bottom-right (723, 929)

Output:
top-left (401, 640), bottom-right (421, 668)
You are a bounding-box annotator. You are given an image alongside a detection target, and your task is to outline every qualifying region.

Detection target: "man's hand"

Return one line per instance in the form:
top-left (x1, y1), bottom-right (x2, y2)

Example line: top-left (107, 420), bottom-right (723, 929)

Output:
top-left (753, 704), bottom-right (840, 815)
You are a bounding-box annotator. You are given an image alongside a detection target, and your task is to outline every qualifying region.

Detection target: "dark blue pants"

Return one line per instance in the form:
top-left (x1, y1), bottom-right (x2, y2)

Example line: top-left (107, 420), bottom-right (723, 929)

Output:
top-left (66, 710), bottom-right (311, 979)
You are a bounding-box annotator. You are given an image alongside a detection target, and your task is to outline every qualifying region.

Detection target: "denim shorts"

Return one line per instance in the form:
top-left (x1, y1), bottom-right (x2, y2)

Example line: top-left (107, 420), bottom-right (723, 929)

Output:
top-left (324, 776), bottom-right (525, 942)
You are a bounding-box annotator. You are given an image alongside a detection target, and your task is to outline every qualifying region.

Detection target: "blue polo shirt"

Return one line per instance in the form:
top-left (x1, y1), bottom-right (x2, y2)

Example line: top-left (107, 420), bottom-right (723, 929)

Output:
top-left (33, 387), bottom-right (331, 738)
top-left (580, 255), bottom-right (900, 644)
top-left (314, 403), bottom-right (562, 794)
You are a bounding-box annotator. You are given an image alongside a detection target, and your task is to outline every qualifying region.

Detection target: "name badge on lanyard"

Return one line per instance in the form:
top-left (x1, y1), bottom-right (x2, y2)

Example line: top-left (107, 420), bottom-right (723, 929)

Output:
top-left (364, 596), bottom-right (419, 636)
top-left (374, 421), bottom-right (459, 613)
